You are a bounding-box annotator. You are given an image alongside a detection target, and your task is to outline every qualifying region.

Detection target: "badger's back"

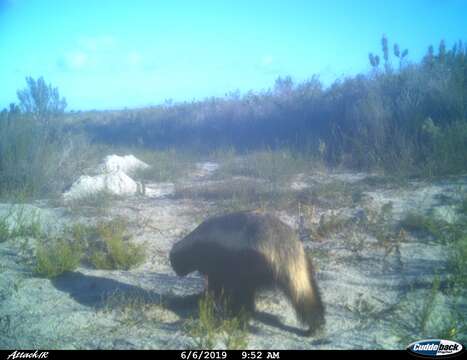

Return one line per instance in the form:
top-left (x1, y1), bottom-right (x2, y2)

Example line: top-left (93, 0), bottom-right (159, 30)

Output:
top-left (181, 210), bottom-right (299, 249)
top-left (170, 211), bottom-right (302, 276)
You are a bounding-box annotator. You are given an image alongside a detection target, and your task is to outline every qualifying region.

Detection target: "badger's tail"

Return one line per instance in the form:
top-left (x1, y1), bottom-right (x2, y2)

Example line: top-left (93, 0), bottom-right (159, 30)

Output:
top-left (279, 250), bottom-right (325, 335)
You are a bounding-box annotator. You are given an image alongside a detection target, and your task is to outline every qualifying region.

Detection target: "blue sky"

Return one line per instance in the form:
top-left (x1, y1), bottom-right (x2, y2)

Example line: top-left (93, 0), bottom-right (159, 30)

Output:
top-left (1, 0), bottom-right (466, 110)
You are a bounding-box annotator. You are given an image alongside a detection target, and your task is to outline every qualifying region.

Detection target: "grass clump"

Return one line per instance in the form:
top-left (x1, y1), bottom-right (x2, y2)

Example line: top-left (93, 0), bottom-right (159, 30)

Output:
top-left (400, 212), bottom-right (447, 239)
top-left (185, 293), bottom-right (249, 350)
top-left (65, 189), bottom-right (117, 216)
top-left (215, 149), bottom-right (311, 187)
top-left (9, 205), bottom-right (44, 239)
top-left (132, 148), bottom-right (196, 183)
top-left (446, 232), bottom-right (467, 293)
top-left (35, 237), bottom-right (82, 278)
top-left (33, 217), bottom-right (147, 277)
top-left (100, 289), bottom-right (175, 327)
top-left (391, 206), bottom-right (467, 346)
top-left (0, 212), bottom-right (11, 242)
top-left (88, 218), bottom-right (146, 270)
top-left (0, 204), bottom-right (45, 243)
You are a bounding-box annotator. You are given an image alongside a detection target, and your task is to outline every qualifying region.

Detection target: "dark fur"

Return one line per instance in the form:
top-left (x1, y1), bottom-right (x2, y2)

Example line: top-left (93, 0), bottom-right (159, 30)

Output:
top-left (170, 210), bottom-right (325, 334)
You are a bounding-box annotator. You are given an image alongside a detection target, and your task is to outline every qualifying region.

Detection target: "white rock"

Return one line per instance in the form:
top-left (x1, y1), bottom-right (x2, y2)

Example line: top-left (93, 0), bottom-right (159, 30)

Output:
top-left (97, 154), bottom-right (149, 175)
top-left (63, 170), bottom-right (138, 201)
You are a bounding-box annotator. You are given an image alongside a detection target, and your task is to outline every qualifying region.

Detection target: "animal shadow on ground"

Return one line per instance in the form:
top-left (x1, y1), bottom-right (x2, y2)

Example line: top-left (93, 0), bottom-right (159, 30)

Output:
top-left (51, 271), bottom-right (201, 320)
top-left (52, 271), bottom-right (314, 336)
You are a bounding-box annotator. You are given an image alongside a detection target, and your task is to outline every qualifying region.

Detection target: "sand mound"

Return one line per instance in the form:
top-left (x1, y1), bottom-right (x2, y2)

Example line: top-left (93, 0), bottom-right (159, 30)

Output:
top-left (63, 154), bottom-right (148, 202)
top-left (63, 170), bottom-right (139, 201)
top-left (97, 154), bottom-right (149, 175)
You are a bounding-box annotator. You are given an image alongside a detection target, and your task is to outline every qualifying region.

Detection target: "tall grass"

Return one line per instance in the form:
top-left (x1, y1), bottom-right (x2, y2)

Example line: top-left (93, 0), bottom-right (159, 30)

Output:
top-left (0, 111), bottom-right (95, 200)
top-left (185, 293), bottom-right (249, 350)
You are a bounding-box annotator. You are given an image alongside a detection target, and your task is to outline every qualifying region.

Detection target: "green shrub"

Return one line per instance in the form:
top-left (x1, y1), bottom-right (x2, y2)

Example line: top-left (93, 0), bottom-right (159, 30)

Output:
top-left (400, 212), bottom-right (448, 239)
top-left (0, 77), bottom-right (98, 200)
top-left (89, 218), bottom-right (146, 270)
top-left (35, 237), bottom-right (82, 278)
top-left (0, 111), bottom-right (94, 200)
top-left (9, 205), bottom-right (44, 239)
top-left (0, 205), bottom-right (45, 242)
top-left (185, 293), bottom-right (249, 350)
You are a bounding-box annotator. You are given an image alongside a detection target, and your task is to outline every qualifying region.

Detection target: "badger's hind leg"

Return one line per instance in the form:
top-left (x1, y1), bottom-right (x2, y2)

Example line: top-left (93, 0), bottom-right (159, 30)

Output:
top-left (205, 273), bottom-right (256, 318)
top-left (228, 283), bottom-right (256, 316)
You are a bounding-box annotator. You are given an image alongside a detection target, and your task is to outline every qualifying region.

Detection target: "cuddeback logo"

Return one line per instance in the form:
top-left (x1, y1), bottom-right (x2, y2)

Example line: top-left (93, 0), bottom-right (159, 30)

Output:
top-left (407, 339), bottom-right (465, 357)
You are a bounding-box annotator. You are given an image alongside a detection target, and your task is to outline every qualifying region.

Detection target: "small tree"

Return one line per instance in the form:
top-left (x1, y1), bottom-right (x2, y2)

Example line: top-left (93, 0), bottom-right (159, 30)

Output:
top-left (16, 77), bottom-right (67, 125)
top-left (274, 76), bottom-right (294, 96)
top-left (369, 53), bottom-right (380, 68)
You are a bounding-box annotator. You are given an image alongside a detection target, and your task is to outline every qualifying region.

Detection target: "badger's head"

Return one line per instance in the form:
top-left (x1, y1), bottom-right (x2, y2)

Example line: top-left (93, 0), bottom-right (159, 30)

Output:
top-left (169, 238), bottom-right (198, 276)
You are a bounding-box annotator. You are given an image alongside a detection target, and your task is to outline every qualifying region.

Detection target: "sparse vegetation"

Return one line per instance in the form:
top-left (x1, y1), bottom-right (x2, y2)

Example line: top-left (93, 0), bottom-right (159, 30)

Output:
top-left (100, 289), bottom-right (175, 327)
top-left (0, 210), bottom-right (11, 242)
top-left (0, 204), bottom-right (45, 242)
top-left (400, 212), bottom-right (450, 241)
top-left (132, 148), bottom-right (196, 183)
top-left (214, 149), bottom-right (312, 186)
top-left (390, 202), bottom-right (467, 345)
top-left (0, 78), bottom-right (95, 200)
top-left (30, 217), bottom-right (147, 277)
top-left (185, 293), bottom-right (249, 350)
top-left (34, 236), bottom-right (82, 278)
top-left (65, 189), bottom-right (117, 216)
top-left (87, 218), bottom-right (146, 271)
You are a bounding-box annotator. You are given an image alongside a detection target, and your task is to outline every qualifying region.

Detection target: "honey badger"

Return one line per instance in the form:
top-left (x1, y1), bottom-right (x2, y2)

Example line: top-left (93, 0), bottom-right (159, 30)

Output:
top-left (169, 210), bottom-right (325, 335)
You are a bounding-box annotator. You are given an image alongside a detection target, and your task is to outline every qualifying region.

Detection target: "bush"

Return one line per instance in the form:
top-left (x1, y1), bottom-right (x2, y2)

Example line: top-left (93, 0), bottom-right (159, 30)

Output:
top-left (0, 78), bottom-right (96, 200)
top-left (88, 218), bottom-right (146, 270)
top-left (0, 204), bottom-right (45, 242)
top-left (35, 237), bottom-right (82, 278)
top-left (185, 293), bottom-right (249, 350)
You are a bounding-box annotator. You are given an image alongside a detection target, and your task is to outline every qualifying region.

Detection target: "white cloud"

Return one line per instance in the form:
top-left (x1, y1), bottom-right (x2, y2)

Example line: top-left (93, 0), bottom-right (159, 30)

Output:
top-left (58, 35), bottom-right (156, 74)
top-left (260, 55), bottom-right (274, 66)
top-left (64, 51), bottom-right (88, 70)
top-left (58, 35), bottom-right (116, 72)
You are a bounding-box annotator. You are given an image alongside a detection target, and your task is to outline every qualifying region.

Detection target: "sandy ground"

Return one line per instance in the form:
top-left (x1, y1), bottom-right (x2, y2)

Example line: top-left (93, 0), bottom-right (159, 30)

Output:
top-left (0, 162), bottom-right (466, 349)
